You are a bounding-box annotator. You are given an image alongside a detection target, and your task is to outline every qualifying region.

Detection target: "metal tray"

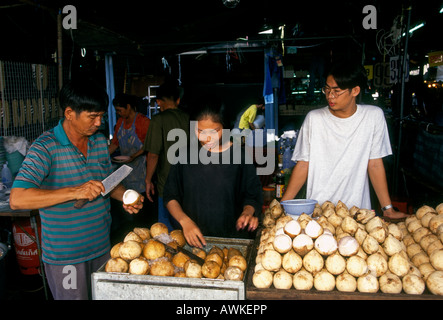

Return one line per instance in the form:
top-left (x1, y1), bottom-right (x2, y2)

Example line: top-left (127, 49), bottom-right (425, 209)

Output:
top-left (92, 236), bottom-right (254, 300)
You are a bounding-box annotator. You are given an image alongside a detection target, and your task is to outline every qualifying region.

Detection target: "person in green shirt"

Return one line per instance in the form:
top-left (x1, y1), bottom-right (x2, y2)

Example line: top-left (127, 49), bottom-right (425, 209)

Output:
top-left (238, 97), bottom-right (265, 130)
top-left (144, 82), bottom-right (189, 231)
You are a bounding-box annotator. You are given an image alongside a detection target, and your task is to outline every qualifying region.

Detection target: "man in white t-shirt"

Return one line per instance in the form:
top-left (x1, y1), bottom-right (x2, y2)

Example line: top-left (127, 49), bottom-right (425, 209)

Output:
top-left (281, 61), bottom-right (408, 220)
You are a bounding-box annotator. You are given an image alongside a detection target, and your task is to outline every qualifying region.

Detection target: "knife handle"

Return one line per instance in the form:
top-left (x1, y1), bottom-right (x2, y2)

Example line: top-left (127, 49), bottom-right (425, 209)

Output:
top-left (74, 199), bottom-right (88, 209)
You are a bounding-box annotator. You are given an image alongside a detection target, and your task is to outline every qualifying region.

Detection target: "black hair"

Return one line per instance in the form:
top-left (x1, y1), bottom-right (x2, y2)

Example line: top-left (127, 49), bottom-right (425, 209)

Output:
top-left (59, 79), bottom-right (108, 113)
top-left (156, 81), bottom-right (181, 101)
top-left (191, 96), bottom-right (228, 128)
top-left (327, 61), bottom-right (368, 91)
top-left (112, 93), bottom-right (138, 110)
top-left (256, 96), bottom-right (265, 105)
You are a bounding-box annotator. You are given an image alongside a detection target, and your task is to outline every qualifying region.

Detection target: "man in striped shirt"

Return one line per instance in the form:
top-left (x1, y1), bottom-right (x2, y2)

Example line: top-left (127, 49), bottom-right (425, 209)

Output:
top-left (10, 79), bottom-right (143, 300)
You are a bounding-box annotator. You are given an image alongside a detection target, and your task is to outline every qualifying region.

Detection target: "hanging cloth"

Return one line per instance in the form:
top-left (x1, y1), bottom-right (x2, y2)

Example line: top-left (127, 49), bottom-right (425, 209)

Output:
top-left (116, 113), bottom-right (146, 193)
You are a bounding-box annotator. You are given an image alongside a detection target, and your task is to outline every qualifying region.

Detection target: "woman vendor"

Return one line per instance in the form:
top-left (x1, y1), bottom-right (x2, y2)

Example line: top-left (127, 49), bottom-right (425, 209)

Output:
top-left (163, 97), bottom-right (263, 248)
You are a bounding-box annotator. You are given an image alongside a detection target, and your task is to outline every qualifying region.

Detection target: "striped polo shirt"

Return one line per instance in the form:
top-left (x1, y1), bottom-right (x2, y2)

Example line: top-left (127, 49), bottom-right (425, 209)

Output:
top-left (13, 119), bottom-right (113, 265)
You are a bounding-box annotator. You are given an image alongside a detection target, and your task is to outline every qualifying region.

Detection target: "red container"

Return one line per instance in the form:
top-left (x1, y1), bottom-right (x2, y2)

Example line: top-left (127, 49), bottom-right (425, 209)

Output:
top-left (12, 216), bottom-right (42, 275)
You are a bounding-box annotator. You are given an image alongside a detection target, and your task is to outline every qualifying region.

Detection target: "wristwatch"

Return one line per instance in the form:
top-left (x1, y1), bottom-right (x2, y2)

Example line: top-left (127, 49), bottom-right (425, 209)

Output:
top-left (381, 204), bottom-right (393, 212)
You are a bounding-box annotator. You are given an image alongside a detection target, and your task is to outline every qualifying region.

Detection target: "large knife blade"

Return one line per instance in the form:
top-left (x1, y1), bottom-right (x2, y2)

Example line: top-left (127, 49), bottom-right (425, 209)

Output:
top-left (74, 164), bottom-right (133, 209)
top-left (163, 242), bottom-right (206, 266)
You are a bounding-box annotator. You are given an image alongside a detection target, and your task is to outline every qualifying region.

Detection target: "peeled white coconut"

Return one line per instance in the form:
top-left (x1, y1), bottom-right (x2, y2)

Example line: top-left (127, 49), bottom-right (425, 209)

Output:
top-left (314, 233), bottom-right (338, 256)
top-left (338, 236), bottom-right (359, 257)
top-left (284, 219), bottom-right (302, 238)
top-left (305, 220), bottom-right (323, 239)
top-left (292, 234), bottom-right (314, 256)
top-left (123, 189), bottom-right (141, 206)
top-left (273, 234), bottom-right (293, 254)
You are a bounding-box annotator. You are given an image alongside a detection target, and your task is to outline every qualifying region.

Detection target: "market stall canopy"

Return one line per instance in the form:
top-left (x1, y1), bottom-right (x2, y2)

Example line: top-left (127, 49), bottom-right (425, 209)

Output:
top-left (1, 0), bottom-right (441, 63)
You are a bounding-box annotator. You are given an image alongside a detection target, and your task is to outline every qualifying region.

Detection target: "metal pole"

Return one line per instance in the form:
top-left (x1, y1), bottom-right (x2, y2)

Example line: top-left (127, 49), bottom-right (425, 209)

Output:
top-left (393, 6), bottom-right (411, 195)
top-left (57, 11), bottom-right (63, 90)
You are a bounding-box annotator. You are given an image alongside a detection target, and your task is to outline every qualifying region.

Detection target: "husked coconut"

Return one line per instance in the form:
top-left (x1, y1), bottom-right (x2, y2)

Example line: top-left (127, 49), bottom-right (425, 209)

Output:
top-left (338, 236), bottom-right (359, 257)
top-left (317, 216), bottom-right (336, 235)
top-left (429, 214), bottom-right (443, 234)
top-left (365, 216), bottom-right (384, 233)
top-left (430, 249), bottom-right (443, 271)
top-left (349, 206), bottom-right (359, 217)
top-left (105, 257), bottom-right (129, 273)
top-left (228, 255), bottom-right (247, 272)
top-left (407, 219), bottom-right (422, 234)
top-left (379, 272), bottom-right (402, 294)
top-left (124, 231), bottom-right (143, 243)
top-left (150, 258), bottom-right (174, 277)
top-left (387, 223), bottom-right (403, 241)
top-left (303, 249), bottom-right (324, 274)
top-left (421, 212), bottom-right (437, 228)
top-left (273, 270), bottom-right (293, 289)
top-left (273, 233), bottom-right (293, 254)
top-left (142, 239), bottom-right (165, 260)
top-left (276, 215), bottom-right (293, 230)
top-left (420, 234), bottom-right (439, 252)
top-left (437, 203), bottom-right (443, 215)
top-left (402, 274), bottom-right (425, 295)
top-left (172, 252), bottom-right (190, 269)
top-left (367, 253), bottom-right (388, 277)
top-left (418, 262), bottom-right (435, 280)
top-left (252, 269), bottom-right (273, 288)
top-left (261, 249), bottom-right (282, 272)
top-left (119, 240), bottom-right (142, 261)
top-left (284, 219), bottom-right (302, 238)
top-left (224, 266), bottom-right (243, 281)
top-left (150, 222), bottom-right (169, 238)
top-left (346, 255), bottom-right (368, 277)
top-left (170, 229), bottom-right (186, 247)
top-left (110, 242), bottom-right (123, 259)
top-left (325, 252), bottom-right (346, 275)
top-left (129, 257), bottom-right (150, 275)
top-left (282, 250), bottom-right (303, 274)
top-left (312, 205), bottom-right (322, 218)
top-left (185, 260), bottom-right (202, 278)
top-left (388, 252), bottom-right (410, 277)
top-left (402, 234), bottom-right (415, 247)
top-left (416, 205), bottom-right (436, 219)
top-left (314, 233), bottom-right (338, 256)
top-left (321, 201), bottom-right (335, 211)
top-left (407, 243), bottom-right (423, 259)
top-left (293, 269), bottom-right (314, 290)
top-left (426, 270), bottom-right (443, 295)
top-left (411, 251), bottom-right (430, 267)
top-left (336, 206), bottom-right (350, 219)
top-left (413, 227), bottom-right (431, 243)
top-left (313, 269), bottom-right (335, 291)
top-left (354, 209), bottom-right (375, 224)
top-left (405, 215), bottom-right (418, 227)
top-left (369, 226), bottom-right (387, 244)
top-left (133, 227), bottom-right (151, 241)
top-left (322, 207), bottom-right (335, 219)
top-left (202, 260), bottom-right (221, 279)
top-left (362, 235), bottom-right (380, 255)
top-left (354, 228), bottom-right (368, 245)
top-left (335, 272), bottom-right (357, 292)
top-left (341, 216), bottom-right (359, 235)
top-left (263, 213), bottom-right (275, 228)
top-left (383, 234), bottom-right (404, 256)
top-left (357, 273), bottom-right (379, 293)
top-left (327, 213), bottom-right (343, 228)
top-left (426, 240), bottom-right (443, 256)
top-left (271, 203), bottom-right (283, 219)
top-left (292, 234), bottom-right (314, 256)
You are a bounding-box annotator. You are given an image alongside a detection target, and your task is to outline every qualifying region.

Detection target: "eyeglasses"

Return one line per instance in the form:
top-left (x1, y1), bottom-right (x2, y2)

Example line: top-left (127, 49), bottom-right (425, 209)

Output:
top-left (322, 86), bottom-right (349, 98)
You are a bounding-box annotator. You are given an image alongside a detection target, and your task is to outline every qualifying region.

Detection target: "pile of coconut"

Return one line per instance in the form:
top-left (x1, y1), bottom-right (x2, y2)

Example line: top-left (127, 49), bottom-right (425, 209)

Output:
top-left (104, 222), bottom-right (247, 281)
top-left (253, 200), bottom-right (443, 295)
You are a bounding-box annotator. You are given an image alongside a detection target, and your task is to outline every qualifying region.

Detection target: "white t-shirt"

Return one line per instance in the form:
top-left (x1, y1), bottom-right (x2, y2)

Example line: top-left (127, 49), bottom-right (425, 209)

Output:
top-left (291, 105), bottom-right (392, 209)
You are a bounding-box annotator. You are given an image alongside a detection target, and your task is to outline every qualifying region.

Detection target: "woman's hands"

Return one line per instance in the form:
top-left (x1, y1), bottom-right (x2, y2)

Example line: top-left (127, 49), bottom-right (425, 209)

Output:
top-left (236, 205), bottom-right (258, 232)
top-left (181, 216), bottom-right (206, 248)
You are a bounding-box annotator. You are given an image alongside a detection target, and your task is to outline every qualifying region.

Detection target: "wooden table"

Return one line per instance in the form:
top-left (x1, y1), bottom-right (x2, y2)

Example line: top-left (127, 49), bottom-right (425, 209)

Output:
top-left (0, 207), bottom-right (49, 300)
